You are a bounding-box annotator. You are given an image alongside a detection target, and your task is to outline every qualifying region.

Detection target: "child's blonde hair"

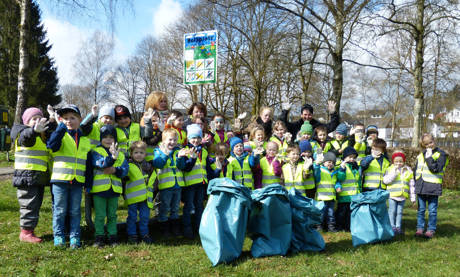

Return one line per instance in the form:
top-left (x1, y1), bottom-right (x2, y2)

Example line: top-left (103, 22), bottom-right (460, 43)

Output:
top-left (273, 120), bottom-right (287, 131)
top-left (420, 133), bottom-right (434, 148)
top-left (249, 125), bottom-right (265, 141)
top-left (129, 141), bottom-right (147, 153)
top-left (162, 128), bottom-right (178, 141)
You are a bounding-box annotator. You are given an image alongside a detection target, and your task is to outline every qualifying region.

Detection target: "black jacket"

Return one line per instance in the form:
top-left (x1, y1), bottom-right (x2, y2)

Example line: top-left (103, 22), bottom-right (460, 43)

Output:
top-left (414, 147), bottom-right (448, 196)
top-left (279, 109), bottom-right (340, 137)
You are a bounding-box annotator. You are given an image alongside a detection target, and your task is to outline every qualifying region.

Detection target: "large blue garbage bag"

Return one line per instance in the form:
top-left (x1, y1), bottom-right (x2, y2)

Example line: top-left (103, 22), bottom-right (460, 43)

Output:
top-left (350, 189), bottom-right (394, 247)
top-left (199, 178), bottom-right (252, 266)
top-left (248, 184), bottom-right (292, 258)
top-left (288, 188), bottom-right (325, 252)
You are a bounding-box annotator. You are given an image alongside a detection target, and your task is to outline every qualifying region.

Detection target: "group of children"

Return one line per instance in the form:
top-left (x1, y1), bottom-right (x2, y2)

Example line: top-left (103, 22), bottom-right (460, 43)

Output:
top-left (11, 97), bottom-right (448, 249)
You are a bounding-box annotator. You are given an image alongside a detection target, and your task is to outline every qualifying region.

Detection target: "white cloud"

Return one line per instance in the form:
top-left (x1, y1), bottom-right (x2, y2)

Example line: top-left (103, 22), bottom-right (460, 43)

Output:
top-left (42, 18), bottom-right (92, 85)
top-left (152, 0), bottom-right (183, 37)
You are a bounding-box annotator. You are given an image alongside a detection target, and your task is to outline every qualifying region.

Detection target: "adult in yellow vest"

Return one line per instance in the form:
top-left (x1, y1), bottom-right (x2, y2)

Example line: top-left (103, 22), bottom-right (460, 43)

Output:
top-left (114, 105), bottom-right (143, 158)
top-left (12, 107), bottom-right (56, 243)
top-left (383, 151), bottom-right (416, 235)
top-left (89, 125), bottom-right (129, 247)
top-left (414, 134), bottom-right (448, 239)
top-left (47, 104), bottom-right (92, 249)
top-left (124, 141), bottom-right (155, 244)
top-left (226, 137), bottom-right (261, 190)
top-left (336, 147), bottom-right (361, 231)
top-left (360, 138), bottom-right (390, 191)
top-left (313, 152), bottom-right (339, 232)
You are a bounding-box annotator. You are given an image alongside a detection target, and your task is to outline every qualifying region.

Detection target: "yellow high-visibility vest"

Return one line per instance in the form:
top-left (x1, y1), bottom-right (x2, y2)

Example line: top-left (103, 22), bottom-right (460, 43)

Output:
top-left (90, 146), bottom-right (125, 194)
top-left (14, 136), bottom-right (49, 172)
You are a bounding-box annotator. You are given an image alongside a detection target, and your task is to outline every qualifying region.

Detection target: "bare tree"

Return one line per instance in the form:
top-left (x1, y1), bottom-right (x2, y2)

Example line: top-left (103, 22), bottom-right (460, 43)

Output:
top-left (59, 84), bottom-right (93, 116)
top-left (74, 30), bottom-right (114, 104)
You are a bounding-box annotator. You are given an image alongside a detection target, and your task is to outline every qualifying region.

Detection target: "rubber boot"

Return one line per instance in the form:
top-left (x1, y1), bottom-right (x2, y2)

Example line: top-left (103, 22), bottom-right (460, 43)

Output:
top-left (19, 229), bottom-right (42, 243)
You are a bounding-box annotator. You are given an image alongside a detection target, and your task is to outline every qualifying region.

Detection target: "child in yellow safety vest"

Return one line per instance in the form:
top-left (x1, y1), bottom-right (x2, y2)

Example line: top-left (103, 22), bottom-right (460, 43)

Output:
top-left (164, 110), bottom-right (187, 147)
top-left (226, 136), bottom-right (262, 190)
top-left (360, 138), bottom-right (390, 192)
top-left (313, 152), bottom-right (339, 232)
top-left (114, 105), bottom-right (143, 158)
top-left (383, 151), bottom-right (415, 235)
top-left (347, 123), bottom-right (367, 162)
top-left (209, 142), bottom-right (230, 179)
top-left (124, 141), bottom-right (156, 244)
top-left (282, 144), bottom-right (313, 197)
top-left (296, 122), bottom-right (320, 159)
top-left (89, 125), bottom-right (129, 247)
top-left (324, 123), bottom-right (350, 165)
top-left (211, 113), bottom-right (229, 145)
top-left (80, 104), bottom-right (116, 149)
top-left (336, 147), bottom-right (361, 232)
top-left (259, 141), bottom-right (282, 189)
top-left (152, 129), bottom-right (190, 237)
top-left (269, 120), bottom-right (292, 160)
top-left (11, 107), bottom-right (57, 243)
top-left (47, 104), bottom-right (92, 249)
top-left (298, 140), bottom-right (317, 199)
top-left (414, 134), bottom-right (448, 239)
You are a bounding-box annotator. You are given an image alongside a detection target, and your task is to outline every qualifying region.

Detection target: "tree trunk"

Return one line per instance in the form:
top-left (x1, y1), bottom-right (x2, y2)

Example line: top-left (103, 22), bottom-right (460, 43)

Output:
top-left (15, 0), bottom-right (29, 124)
top-left (331, 2), bottom-right (344, 113)
top-left (411, 0), bottom-right (425, 147)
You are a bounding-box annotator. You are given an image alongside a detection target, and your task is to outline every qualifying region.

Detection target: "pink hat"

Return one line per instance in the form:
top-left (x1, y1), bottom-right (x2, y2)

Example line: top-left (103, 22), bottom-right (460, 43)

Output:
top-left (22, 107), bottom-right (43, 125)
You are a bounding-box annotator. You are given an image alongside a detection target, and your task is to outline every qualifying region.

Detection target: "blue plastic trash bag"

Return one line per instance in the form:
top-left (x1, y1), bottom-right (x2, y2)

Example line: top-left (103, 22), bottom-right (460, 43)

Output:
top-left (350, 189), bottom-right (394, 247)
top-left (248, 184), bottom-right (292, 258)
top-left (199, 178), bottom-right (252, 266)
top-left (288, 188), bottom-right (326, 252)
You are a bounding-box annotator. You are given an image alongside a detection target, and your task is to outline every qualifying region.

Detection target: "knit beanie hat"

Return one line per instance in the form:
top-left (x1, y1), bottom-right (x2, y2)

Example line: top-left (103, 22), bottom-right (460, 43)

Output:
top-left (392, 151), bottom-right (406, 162)
top-left (98, 104), bottom-right (115, 120)
top-left (22, 107), bottom-right (43, 125)
top-left (336, 123), bottom-right (348, 136)
top-left (229, 136), bottom-right (243, 152)
top-left (342, 146), bottom-right (358, 159)
top-left (115, 105), bottom-right (131, 120)
top-left (300, 122), bottom-right (313, 135)
top-left (366, 125), bottom-right (378, 135)
top-left (301, 104), bottom-right (314, 114)
top-left (323, 152), bottom-right (336, 163)
top-left (187, 124), bottom-right (203, 139)
top-left (100, 124), bottom-right (117, 141)
top-left (299, 140), bottom-right (312, 153)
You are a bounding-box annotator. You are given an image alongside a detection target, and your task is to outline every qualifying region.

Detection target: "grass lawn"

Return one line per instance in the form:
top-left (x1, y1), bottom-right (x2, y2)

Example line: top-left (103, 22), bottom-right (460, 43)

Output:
top-left (0, 151), bottom-right (13, 167)
top-left (0, 177), bottom-right (459, 276)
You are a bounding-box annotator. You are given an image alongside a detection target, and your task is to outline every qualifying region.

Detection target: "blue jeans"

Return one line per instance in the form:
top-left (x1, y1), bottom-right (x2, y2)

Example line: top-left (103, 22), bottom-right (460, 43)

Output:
top-left (322, 200), bottom-right (336, 226)
top-left (52, 183), bottom-right (82, 240)
top-left (388, 198), bottom-right (405, 229)
top-left (417, 194), bottom-right (439, 231)
top-left (127, 201), bottom-right (150, 236)
top-left (182, 184), bottom-right (205, 230)
top-left (158, 187), bottom-right (181, 222)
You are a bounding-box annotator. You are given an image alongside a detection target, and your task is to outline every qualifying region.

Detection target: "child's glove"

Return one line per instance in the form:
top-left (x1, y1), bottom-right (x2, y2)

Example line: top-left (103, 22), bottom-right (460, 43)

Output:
top-left (425, 148), bottom-right (432, 159)
top-left (34, 118), bottom-right (49, 133)
top-left (91, 104), bottom-right (98, 117)
top-left (166, 114), bottom-right (177, 125)
top-left (144, 108), bottom-right (154, 122)
top-left (109, 142), bottom-right (119, 160)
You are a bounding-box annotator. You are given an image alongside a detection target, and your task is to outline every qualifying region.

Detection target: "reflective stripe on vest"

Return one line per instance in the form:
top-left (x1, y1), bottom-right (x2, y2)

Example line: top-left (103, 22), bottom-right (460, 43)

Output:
top-left (90, 147), bottom-right (125, 193)
top-left (363, 158), bottom-right (389, 189)
top-left (282, 162), bottom-right (313, 195)
top-left (50, 133), bottom-right (91, 183)
top-left (184, 148), bottom-right (208, 186)
top-left (260, 157), bottom-right (281, 187)
top-left (226, 156), bottom-right (253, 189)
top-left (124, 163), bottom-right (148, 205)
top-left (316, 167), bottom-right (337, 201)
top-left (415, 152), bottom-right (447, 184)
top-left (338, 165), bottom-right (359, 198)
top-left (116, 123), bottom-right (141, 155)
top-left (386, 165), bottom-right (412, 198)
top-left (14, 136), bottom-right (49, 172)
top-left (157, 150), bottom-right (184, 190)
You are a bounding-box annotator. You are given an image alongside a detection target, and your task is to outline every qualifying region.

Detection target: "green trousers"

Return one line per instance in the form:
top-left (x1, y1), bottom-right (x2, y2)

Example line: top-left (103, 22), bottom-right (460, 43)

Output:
top-left (93, 195), bottom-right (119, 236)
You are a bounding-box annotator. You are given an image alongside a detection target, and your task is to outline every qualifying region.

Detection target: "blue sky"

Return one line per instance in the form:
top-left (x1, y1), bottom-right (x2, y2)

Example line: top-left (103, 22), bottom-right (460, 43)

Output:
top-left (36, 0), bottom-right (186, 85)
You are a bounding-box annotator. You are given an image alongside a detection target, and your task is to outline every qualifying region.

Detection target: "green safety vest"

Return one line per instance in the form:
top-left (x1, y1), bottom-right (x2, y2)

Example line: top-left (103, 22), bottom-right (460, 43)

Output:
top-left (415, 152), bottom-right (448, 184)
top-left (86, 121), bottom-right (103, 149)
top-left (386, 165), bottom-right (412, 198)
top-left (354, 142), bottom-right (367, 160)
top-left (157, 150), bottom-right (185, 190)
top-left (338, 164), bottom-right (359, 199)
top-left (226, 155), bottom-right (254, 189)
top-left (173, 128), bottom-right (187, 146)
top-left (90, 146), bottom-right (125, 194)
top-left (363, 157), bottom-right (390, 190)
top-left (316, 167), bottom-right (337, 201)
top-left (50, 133), bottom-right (91, 183)
top-left (125, 162), bottom-right (155, 208)
top-left (213, 132), bottom-right (228, 144)
top-left (282, 162), bottom-right (314, 195)
top-left (183, 147), bottom-right (208, 186)
top-left (260, 157), bottom-right (281, 187)
top-left (116, 123), bottom-right (141, 156)
top-left (14, 136), bottom-right (49, 172)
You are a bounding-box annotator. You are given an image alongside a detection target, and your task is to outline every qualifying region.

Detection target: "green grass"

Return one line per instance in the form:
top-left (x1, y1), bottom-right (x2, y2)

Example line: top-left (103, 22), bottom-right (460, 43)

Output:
top-left (1, 179), bottom-right (459, 276)
top-left (0, 151), bottom-right (13, 167)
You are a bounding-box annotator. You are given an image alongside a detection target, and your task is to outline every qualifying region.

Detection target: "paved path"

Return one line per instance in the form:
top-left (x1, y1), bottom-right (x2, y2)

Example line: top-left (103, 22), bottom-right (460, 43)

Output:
top-left (0, 166), bottom-right (13, 175)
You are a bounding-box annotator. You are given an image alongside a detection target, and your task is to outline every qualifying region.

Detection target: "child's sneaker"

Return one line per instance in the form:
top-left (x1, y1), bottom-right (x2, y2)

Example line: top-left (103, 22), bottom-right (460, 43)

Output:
top-left (70, 237), bottom-right (81, 249)
top-left (127, 235), bottom-right (139, 244)
top-left (108, 235), bottom-right (118, 246)
top-left (54, 236), bottom-right (65, 247)
top-left (93, 236), bottom-right (105, 248)
top-left (415, 229), bottom-right (424, 237)
top-left (424, 230), bottom-right (435, 239)
top-left (19, 229), bottom-right (42, 243)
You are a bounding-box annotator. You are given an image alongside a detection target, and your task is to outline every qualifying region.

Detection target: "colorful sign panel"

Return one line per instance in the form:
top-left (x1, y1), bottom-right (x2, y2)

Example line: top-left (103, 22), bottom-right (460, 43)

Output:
top-left (184, 30), bottom-right (218, 85)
